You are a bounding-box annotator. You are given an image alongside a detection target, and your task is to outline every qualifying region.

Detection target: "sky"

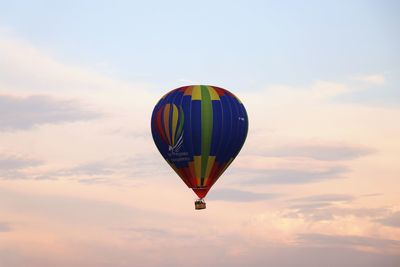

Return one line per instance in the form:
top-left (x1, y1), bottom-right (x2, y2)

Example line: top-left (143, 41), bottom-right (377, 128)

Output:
top-left (0, 1), bottom-right (399, 266)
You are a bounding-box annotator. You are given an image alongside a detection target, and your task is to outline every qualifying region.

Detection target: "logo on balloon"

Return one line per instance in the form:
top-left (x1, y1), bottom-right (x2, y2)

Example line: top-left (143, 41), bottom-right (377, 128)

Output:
top-left (154, 103), bottom-right (185, 154)
top-left (169, 131), bottom-right (184, 153)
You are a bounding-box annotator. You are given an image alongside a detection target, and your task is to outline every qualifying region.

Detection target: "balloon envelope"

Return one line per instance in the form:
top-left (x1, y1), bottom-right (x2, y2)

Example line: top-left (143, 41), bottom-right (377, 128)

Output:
top-left (151, 85), bottom-right (248, 199)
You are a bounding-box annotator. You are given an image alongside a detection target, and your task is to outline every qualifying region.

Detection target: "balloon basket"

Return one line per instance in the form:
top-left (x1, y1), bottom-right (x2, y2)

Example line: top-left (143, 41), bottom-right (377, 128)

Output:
top-left (195, 199), bottom-right (206, 210)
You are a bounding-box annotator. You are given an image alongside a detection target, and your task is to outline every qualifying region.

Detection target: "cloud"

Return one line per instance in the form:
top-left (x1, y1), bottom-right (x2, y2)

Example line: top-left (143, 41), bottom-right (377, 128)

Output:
top-left (0, 222), bottom-right (12, 232)
top-left (292, 194), bottom-right (355, 203)
top-left (0, 152), bottom-right (168, 183)
top-left (285, 194), bottom-right (356, 220)
top-left (118, 227), bottom-right (195, 240)
top-left (207, 188), bottom-right (276, 202)
top-left (0, 155), bottom-right (41, 169)
top-left (241, 166), bottom-right (349, 185)
top-left (251, 246), bottom-right (400, 267)
top-left (377, 212), bottom-right (400, 228)
top-left (0, 186), bottom-right (145, 226)
top-left (0, 34), bottom-right (138, 94)
top-left (0, 94), bottom-right (100, 131)
top-left (1, 242), bottom-right (399, 267)
top-left (122, 227), bottom-right (170, 238)
top-left (42, 155), bottom-right (170, 185)
top-left (0, 155), bottom-right (42, 180)
top-left (247, 81), bottom-right (349, 108)
top-left (354, 74), bottom-right (386, 85)
top-left (60, 162), bottom-right (114, 176)
top-left (77, 177), bottom-right (113, 185)
top-left (260, 144), bottom-right (374, 161)
top-left (37, 162), bottom-right (123, 184)
top-left (298, 233), bottom-right (400, 252)
top-left (285, 195), bottom-right (389, 222)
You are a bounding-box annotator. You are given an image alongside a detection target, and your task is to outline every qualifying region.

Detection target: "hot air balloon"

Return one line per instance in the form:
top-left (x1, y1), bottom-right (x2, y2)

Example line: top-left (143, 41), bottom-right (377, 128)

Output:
top-left (151, 85), bottom-right (248, 209)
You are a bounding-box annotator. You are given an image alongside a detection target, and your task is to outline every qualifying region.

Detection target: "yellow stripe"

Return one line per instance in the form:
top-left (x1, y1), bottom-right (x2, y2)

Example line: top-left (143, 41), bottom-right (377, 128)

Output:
top-left (203, 156), bottom-right (216, 186)
top-left (163, 104), bottom-right (171, 145)
top-left (171, 104), bottom-right (178, 145)
top-left (207, 86), bottom-right (220, 100)
top-left (194, 156), bottom-right (202, 186)
top-left (191, 85), bottom-right (202, 100)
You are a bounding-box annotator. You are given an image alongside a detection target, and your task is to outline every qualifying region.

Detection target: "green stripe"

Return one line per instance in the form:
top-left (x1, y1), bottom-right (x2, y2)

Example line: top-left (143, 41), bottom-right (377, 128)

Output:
top-left (200, 85), bottom-right (212, 185)
top-left (175, 106), bottom-right (184, 142)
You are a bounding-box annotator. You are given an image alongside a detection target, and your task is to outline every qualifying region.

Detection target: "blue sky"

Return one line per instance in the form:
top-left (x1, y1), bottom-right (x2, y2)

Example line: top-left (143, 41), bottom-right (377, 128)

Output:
top-left (1, 0), bottom-right (399, 91)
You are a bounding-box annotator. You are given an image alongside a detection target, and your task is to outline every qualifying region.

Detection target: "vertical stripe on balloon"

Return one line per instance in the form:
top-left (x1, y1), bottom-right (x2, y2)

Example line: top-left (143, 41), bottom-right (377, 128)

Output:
top-left (203, 156), bottom-right (216, 186)
top-left (163, 104), bottom-right (171, 145)
top-left (192, 85), bottom-right (202, 100)
top-left (216, 95), bottom-right (232, 165)
top-left (194, 156), bottom-right (202, 186)
top-left (156, 108), bottom-right (167, 144)
top-left (210, 100), bottom-right (222, 156)
top-left (188, 161), bottom-right (197, 186)
top-left (176, 106), bottom-right (184, 143)
top-left (207, 86), bottom-right (220, 100)
top-left (171, 104), bottom-right (178, 145)
top-left (200, 85), bottom-right (213, 185)
top-left (191, 100), bottom-right (201, 156)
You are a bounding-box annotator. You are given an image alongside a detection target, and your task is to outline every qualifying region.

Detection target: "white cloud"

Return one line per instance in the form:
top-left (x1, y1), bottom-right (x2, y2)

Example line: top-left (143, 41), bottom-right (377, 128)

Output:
top-left (354, 74), bottom-right (386, 85)
top-left (245, 80), bottom-right (348, 108)
top-left (0, 94), bottom-right (100, 131)
top-left (0, 33), bottom-right (160, 170)
top-left (0, 33), bottom-right (153, 100)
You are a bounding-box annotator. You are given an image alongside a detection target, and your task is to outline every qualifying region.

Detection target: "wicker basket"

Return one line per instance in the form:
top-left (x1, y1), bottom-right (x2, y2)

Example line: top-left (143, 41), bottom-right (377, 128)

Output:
top-left (195, 199), bottom-right (206, 210)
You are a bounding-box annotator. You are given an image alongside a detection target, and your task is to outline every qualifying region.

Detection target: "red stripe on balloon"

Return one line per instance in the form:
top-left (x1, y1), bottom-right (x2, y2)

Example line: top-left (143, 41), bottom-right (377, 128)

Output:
top-left (205, 161), bottom-right (221, 187)
top-left (156, 107), bottom-right (168, 144)
top-left (212, 87), bottom-right (226, 96)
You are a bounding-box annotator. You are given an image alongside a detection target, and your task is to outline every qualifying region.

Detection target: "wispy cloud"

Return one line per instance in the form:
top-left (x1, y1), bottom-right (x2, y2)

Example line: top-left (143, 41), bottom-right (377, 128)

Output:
top-left (0, 155), bottom-right (41, 169)
top-left (207, 188), bottom-right (276, 202)
top-left (0, 155), bottom-right (42, 180)
top-left (60, 162), bottom-right (114, 176)
top-left (0, 35), bottom-right (140, 94)
top-left (259, 144), bottom-right (374, 161)
top-left (354, 74), bottom-right (386, 85)
top-left (284, 193), bottom-right (389, 222)
top-left (117, 226), bottom-right (197, 241)
top-left (0, 222), bottom-right (12, 232)
top-left (240, 166), bottom-right (349, 185)
top-left (122, 227), bottom-right (169, 236)
top-left (377, 212), bottom-right (400, 228)
top-left (0, 186), bottom-right (142, 225)
top-left (298, 233), bottom-right (400, 253)
top-left (41, 155), bottom-right (170, 185)
top-left (292, 194), bottom-right (355, 203)
top-left (0, 94), bottom-right (100, 131)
